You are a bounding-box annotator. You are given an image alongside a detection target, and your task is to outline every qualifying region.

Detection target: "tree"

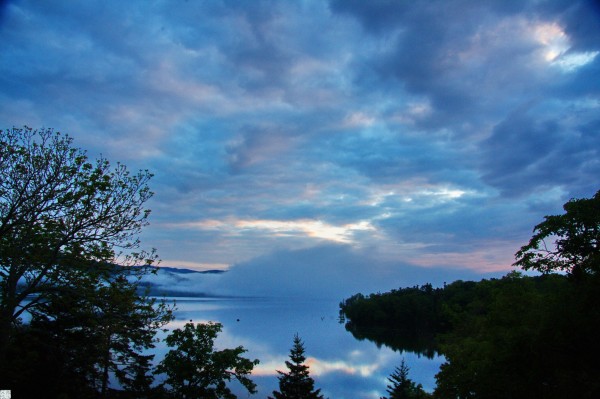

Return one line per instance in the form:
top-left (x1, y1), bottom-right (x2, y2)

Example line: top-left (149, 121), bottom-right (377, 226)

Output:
top-left (15, 273), bottom-right (173, 398)
top-left (512, 189), bottom-right (600, 396)
top-left (156, 321), bottom-right (259, 399)
top-left (270, 334), bottom-right (324, 399)
top-left (0, 127), bottom-right (157, 362)
top-left (0, 126), bottom-right (171, 397)
top-left (514, 190), bottom-right (600, 277)
top-left (382, 359), bottom-right (430, 399)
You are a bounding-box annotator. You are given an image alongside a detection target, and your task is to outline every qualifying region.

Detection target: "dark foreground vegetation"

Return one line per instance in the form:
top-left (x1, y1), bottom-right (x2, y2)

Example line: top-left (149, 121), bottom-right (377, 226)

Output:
top-left (341, 190), bottom-right (600, 398)
top-left (0, 128), bottom-right (328, 399)
top-left (0, 128), bottom-right (259, 398)
top-left (2, 127), bottom-right (599, 398)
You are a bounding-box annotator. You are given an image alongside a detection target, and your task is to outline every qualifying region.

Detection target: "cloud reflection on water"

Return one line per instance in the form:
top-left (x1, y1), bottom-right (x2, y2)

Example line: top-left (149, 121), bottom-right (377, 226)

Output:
top-left (158, 296), bottom-right (443, 399)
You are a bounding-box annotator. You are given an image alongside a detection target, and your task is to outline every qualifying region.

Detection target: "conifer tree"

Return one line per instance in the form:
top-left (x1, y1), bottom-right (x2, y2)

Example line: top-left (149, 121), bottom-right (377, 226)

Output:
top-left (383, 359), bottom-right (430, 399)
top-left (270, 334), bottom-right (324, 399)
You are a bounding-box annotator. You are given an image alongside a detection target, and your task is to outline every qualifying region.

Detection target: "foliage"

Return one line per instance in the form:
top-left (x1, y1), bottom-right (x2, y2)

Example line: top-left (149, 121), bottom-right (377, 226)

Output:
top-left (514, 190), bottom-right (600, 277)
top-left (382, 359), bottom-right (431, 399)
top-left (0, 126), bottom-right (172, 397)
top-left (0, 127), bottom-right (156, 353)
top-left (433, 273), bottom-right (575, 398)
top-left (5, 274), bottom-right (173, 398)
top-left (339, 284), bottom-right (443, 358)
top-left (340, 190), bottom-right (600, 398)
top-left (269, 334), bottom-right (324, 399)
top-left (342, 273), bottom-right (600, 398)
top-left (44, 276), bottom-right (171, 395)
top-left (156, 321), bottom-right (259, 399)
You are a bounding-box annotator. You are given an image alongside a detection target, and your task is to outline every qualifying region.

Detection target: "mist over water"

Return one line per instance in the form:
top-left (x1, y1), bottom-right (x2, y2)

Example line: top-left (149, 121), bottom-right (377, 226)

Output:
top-left (168, 245), bottom-right (502, 299)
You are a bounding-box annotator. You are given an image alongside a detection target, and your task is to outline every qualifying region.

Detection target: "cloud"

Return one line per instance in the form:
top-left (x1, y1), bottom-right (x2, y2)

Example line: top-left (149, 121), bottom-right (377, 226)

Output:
top-left (171, 218), bottom-right (374, 245)
top-left (214, 245), bottom-right (497, 299)
top-left (329, 0), bottom-right (599, 133)
top-left (480, 102), bottom-right (600, 197)
top-left (1, 0), bottom-right (599, 285)
top-left (225, 124), bottom-right (300, 174)
top-left (544, 0), bottom-right (600, 52)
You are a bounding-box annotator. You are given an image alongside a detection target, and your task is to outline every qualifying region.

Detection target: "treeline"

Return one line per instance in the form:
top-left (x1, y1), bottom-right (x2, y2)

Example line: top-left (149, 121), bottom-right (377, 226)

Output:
top-left (340, 272), bottom-right (597, 397)
top-left (340, 283), bottom-right (443, 358)
top-left (340, 189), bottom-right (600, 398)
top-left (339, 273), bottom-right (568, 353)
top-left (436, 273), bottom-right (599, 398)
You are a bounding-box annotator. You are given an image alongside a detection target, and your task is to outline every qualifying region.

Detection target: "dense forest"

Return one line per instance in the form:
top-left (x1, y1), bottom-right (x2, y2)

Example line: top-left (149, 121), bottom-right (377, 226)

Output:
top-left (340, 190), bottom-right (600, 398)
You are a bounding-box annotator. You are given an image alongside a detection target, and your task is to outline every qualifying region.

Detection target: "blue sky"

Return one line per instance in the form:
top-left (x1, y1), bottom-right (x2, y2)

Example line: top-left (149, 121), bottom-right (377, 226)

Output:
top-left (1, 0), bottom-right (599, 291)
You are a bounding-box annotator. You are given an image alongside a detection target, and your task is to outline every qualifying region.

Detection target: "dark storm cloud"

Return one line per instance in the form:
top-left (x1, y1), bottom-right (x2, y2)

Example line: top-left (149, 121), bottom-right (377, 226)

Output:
top-left (540, 0), bottom-right (600, 51)
top-left (162, 1), bottom-right (294, 92)
top-left (330, 0), bottom-right (598, 129)
top-left (481, 102), bottom-right (600, 197)
top-left (330, 1), bottom-right (483, 121)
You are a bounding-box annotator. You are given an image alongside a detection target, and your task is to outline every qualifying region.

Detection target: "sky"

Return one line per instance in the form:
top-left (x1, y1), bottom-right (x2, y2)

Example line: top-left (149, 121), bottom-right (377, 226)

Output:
top-left (1, 0), bottom-right (599, 295)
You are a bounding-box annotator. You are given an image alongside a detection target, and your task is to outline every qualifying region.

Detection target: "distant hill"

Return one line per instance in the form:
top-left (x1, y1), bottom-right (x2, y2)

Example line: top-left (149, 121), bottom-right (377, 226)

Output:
top-left (136, 266), bottom-right (226, 297)
top-left (151, 266), bottom-right (226, 275)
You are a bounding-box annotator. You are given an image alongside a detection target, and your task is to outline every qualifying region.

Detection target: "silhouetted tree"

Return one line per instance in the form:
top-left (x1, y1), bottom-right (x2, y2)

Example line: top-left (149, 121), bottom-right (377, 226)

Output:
top-left (16, 274), bottom-right (173, 398)
top-left (382, 359), bottom-right (430, 399)
top-left (156, 322), bottom-right (259, 399)
top-left (270, 334), bottom-right (324, 399)
top-left (514, 189), bottom-right (600, 278)
top-left (0, 126), bottom-right (171, 397)
top-left (0, 127), bottom-right (157, 364)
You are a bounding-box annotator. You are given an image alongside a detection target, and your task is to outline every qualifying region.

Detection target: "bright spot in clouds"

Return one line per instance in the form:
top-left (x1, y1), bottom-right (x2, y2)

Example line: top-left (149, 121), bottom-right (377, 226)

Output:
top-left (175, 218), bottom-right (375, 244)
top-left (250, 356), bottom-right (381, 378)
top-left (553, 51), bottom-right (599, 72)
top-left (306, 356), bottom-right (379, 378)
top-left (533, 21), bottom-right (599, 71)
top-left (535, 22), bottom-right (569, 62)
top-left (344, 112), bottom-right (377, 128)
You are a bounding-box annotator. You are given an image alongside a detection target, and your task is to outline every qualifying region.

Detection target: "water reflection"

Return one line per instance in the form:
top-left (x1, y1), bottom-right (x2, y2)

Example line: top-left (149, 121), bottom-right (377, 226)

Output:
top-left (156, 297), bottom-right (443, 399)
top-left (344, 324), bottom-right (440, 360)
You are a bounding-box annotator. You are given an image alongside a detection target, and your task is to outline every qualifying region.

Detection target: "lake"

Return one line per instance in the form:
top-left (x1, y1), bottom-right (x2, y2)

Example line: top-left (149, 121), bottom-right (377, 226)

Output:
top-left (155, 296), bottom-right (444, 399)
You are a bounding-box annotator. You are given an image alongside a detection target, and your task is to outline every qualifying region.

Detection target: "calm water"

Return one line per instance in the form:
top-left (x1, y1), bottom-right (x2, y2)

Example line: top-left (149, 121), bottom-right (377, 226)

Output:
top-left (154, 297), bottom-right (443, 399)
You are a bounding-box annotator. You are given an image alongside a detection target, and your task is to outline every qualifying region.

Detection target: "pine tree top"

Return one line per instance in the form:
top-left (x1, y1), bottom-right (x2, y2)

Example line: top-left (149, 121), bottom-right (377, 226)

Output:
top-left (269, 334), bottom-right (324, 399)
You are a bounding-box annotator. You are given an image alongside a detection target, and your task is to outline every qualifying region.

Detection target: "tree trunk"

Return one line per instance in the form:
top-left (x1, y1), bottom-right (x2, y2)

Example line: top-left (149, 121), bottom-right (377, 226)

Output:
top-left (0, 312), bottom-right (17, 389)
top-left (100, 333), bottom-right (112, 398)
